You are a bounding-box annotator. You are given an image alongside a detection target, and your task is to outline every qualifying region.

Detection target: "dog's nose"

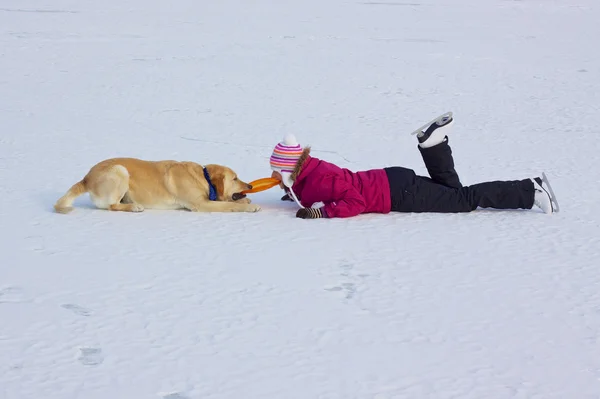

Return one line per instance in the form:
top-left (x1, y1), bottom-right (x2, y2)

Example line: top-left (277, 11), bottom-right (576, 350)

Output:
top-left (247, 184), bottom-right (253, 190)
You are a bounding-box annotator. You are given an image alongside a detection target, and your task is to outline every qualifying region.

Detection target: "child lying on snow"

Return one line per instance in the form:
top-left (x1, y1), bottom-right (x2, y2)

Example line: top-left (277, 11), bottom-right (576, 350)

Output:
top-left (268, 112), bottom-right (557, 219)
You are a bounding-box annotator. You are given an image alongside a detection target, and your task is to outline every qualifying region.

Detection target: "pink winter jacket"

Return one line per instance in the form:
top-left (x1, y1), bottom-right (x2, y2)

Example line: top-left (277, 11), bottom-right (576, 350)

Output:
top-left (289, 148), bottom-right (392, 218)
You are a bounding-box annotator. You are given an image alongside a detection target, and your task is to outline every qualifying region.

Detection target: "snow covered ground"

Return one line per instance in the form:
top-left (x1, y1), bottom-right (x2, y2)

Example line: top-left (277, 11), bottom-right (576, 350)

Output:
top-left (2, 0), bottom-right (600, 398)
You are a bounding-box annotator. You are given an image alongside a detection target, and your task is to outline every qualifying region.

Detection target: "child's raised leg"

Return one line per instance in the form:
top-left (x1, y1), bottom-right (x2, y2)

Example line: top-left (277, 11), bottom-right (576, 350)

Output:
top-left (414, 113), bottom-right (462, 189)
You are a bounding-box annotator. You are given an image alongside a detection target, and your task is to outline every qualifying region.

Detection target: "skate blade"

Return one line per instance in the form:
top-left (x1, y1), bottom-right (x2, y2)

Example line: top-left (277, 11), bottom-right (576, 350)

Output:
top-left (541, 172), bottom-right (560, 213)
top-left (411, 111), bottom-right (453, 136)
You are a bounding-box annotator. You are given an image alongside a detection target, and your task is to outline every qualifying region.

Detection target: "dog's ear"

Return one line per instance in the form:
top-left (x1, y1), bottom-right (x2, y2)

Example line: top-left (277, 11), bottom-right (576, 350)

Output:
top-left (212, 170), bottom-right (225, 200)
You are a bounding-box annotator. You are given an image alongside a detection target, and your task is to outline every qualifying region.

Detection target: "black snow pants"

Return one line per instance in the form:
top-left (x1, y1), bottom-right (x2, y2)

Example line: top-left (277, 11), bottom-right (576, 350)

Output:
top-left (384, 138), bottom-right (535, 213)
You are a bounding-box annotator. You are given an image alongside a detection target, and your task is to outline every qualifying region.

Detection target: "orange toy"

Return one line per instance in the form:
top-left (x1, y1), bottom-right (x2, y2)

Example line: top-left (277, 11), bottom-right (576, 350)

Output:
top-left (241, 177), bottom-right (281, 194)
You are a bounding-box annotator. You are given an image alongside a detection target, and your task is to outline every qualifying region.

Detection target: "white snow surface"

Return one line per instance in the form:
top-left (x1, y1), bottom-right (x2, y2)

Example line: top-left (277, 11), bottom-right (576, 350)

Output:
top-left (2, 0), bottom-right (600, 398)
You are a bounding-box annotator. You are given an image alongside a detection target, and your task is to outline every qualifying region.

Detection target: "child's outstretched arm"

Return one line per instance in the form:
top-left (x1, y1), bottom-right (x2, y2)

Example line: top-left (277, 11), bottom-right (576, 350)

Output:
top-left (298, 176), bottom-right (366, 219)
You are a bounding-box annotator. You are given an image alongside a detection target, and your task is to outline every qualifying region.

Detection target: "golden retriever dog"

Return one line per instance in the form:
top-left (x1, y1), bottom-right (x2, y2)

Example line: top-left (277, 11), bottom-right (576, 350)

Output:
top-left (53, 157), bottom-right (261, 214)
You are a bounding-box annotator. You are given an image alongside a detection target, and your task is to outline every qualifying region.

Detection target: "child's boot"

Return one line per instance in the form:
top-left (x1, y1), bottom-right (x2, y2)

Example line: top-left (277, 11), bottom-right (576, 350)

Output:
top-left (531, 177), bottom-right (554, 214)
top-left (413, 112), bottom-right (454, 148)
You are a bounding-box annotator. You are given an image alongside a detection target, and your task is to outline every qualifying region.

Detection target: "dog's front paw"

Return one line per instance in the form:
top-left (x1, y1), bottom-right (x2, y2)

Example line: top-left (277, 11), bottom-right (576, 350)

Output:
top-left (236, 197), bottom-right (251, 204)
top-left (131, 204), bottom-right (145, 212)
top-left (245, 204), bottom-right (261, 212)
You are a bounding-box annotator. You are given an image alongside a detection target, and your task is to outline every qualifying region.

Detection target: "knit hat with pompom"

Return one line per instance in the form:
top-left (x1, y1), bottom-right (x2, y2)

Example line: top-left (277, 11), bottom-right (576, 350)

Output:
top-left (270, 133), bottom-right (303, 188)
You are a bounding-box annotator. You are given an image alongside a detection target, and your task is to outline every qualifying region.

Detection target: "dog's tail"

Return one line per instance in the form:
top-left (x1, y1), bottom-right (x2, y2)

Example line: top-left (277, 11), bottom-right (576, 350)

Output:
top-left (54, 179), bottom-right (88, 214)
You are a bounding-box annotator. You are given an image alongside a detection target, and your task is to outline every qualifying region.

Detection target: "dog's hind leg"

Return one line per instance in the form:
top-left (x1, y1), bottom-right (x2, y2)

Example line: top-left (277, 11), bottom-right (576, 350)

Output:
top-left (89, 165), bottom-right (144, 212)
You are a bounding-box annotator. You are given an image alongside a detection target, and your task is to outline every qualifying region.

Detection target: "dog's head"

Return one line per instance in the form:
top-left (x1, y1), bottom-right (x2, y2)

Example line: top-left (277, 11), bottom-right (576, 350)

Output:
top-left (204, 165), bottom-right (253, 202)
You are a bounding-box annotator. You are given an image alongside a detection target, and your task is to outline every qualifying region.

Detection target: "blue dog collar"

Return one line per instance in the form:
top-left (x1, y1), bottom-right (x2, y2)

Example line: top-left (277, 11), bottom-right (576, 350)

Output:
top-left (203, 167), bottom-right (218, 201)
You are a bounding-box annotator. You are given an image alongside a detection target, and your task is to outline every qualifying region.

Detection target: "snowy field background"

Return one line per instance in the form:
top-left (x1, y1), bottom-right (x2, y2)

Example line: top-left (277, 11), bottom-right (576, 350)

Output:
top-left (2, 1), bottom-right (600, 398)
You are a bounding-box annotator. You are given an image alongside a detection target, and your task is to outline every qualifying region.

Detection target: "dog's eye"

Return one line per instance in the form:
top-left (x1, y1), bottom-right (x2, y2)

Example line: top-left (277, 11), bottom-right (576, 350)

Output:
top-left (233, 177), bottom-right (238, 181)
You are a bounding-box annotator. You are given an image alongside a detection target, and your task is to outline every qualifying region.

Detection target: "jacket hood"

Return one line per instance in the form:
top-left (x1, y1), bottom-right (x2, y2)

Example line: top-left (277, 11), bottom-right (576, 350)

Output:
top-left (290, 147), bottom-right (312, 184)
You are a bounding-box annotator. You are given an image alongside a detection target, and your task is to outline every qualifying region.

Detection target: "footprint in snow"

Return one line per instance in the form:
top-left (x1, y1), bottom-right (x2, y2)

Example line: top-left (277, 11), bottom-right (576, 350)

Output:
top-left (61, 304), bottom-right (92, 316)
top-left (340, 262), bottom-right (353, 277)
top-left (342, 282), bottom-right (357, 299)
top-left (162, 393), bottom-right (190, 399)
top-left (0, 286), bottom-right (25, 303)
top-left (78, 347), bottom-right (104, 366)
top-left (324, 283), bottom-right (357, 299)
top-left (324, 261), bottom-right (370, 300)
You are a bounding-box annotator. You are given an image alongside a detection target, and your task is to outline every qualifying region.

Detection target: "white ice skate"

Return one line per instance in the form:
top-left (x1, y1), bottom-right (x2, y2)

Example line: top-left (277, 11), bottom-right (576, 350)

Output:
top-left (411, 111), bottom-right (454, 148)
top-left (531, 173), bottom-right (560, 214)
